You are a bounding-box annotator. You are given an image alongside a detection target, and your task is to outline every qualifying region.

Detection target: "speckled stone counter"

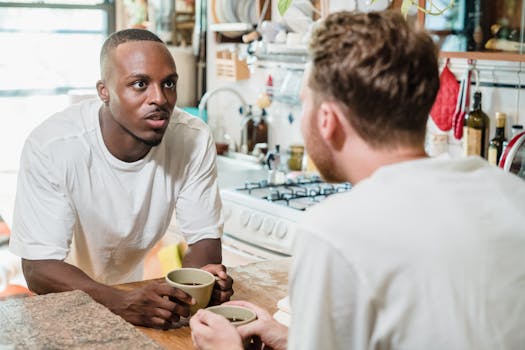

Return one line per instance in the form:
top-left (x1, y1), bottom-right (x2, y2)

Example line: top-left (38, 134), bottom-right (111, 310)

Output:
top-left (0, 259), bottom-right (291, 350)
top-left (0, 290), bottom-right (163, 349)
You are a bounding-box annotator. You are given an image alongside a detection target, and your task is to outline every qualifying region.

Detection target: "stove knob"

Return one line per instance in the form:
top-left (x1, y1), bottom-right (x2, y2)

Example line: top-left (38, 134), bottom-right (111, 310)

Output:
top-left (261, 217), bottom-right (274, 236)
top-left (240, 210), bottom-right (251, 227)
top-left (248, 214), bottom-right (262, 231)
top-left (274, 221), bottom-right (288, 239)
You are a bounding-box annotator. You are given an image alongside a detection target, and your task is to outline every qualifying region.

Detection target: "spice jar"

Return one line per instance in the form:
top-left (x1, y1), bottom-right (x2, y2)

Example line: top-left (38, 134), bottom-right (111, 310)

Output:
top-left (287, 144), bottom-right (304, 171)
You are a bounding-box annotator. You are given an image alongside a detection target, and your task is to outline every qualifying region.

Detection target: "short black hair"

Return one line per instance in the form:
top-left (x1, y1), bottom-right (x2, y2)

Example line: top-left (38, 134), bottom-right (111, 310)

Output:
top-left (100, 29), bottom-right (164, 77)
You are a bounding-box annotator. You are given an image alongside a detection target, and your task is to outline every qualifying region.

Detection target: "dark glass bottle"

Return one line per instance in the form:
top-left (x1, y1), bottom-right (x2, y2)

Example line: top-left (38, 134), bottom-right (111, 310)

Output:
top-left (247, 111), bottom-right (268, 153)
top-left (487, 112), bottom-right (507, 165)
top-left (463, 91), bottom-right (490, 158)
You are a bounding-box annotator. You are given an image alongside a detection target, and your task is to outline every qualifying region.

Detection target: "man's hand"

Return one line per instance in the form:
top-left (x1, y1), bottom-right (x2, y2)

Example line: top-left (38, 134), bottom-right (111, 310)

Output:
top-left (21, 259), bottom-right (196, 330)
top-left (201, 264), bottom-right (234, 305)
top-left (190, 309), bottom-right (243, 350)
top-left (227, 300), bottom-right (288, 350)
top-left (109, 279), bottom-right (195, 329)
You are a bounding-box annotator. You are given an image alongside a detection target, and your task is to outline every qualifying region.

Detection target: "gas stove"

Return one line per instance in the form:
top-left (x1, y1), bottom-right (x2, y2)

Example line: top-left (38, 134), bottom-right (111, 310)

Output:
top-left (220, 175), bottom-right (352, 256)
top-left (235, 176), bottom-right (352, 211)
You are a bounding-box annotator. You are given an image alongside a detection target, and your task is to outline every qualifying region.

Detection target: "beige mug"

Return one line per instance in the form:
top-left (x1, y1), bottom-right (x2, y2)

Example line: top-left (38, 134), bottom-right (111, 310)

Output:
top-left (205, 305), bottom-right (257, 326)
top-left (165, 268), bottom-right (215, 314)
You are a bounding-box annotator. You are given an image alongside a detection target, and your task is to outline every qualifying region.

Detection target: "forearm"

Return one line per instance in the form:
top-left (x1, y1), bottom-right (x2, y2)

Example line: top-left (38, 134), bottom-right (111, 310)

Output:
top-left (182, 238), bottom-right (222, 267)
top-left (22, 258), bottom-right (195, 328)
top-left (22, 259), bottom-right (118, 307)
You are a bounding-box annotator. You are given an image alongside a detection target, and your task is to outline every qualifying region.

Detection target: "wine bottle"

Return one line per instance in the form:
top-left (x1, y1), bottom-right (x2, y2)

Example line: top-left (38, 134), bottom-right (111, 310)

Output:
top-left (463, 91), bottom-right (490, 158)
top-left (488, 112), bottom-right (507, 165)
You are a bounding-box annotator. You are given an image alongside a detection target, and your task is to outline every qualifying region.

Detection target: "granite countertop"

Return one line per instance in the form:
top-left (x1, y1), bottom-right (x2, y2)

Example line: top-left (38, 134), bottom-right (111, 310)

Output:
top-left (0, 290), bottom-right (163, 349)
top-left (0, 259), bottom-right (291, 350)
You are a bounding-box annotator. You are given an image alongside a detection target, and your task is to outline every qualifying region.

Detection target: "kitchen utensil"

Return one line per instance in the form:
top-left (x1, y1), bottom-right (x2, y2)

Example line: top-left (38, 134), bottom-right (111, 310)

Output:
top-left (242, 0), bottom-right (270, 43)
top-left (429, 59), bottom-right (459, 131)
top-left (452, 66), bottom-right (471, 140)
top-left (499, 131), bottom-right (525, 180)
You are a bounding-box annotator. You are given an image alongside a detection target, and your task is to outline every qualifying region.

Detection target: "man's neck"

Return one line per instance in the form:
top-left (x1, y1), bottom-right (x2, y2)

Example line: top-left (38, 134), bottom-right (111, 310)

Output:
top-left (98, 106), bottom-right (151, 162)
top-left (343, 143), bottom-right (428, 185)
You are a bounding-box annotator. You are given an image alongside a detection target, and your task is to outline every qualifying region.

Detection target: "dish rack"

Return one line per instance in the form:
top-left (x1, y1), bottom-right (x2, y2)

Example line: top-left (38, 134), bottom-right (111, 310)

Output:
top-left (216, 50), bottom-right (250, 81)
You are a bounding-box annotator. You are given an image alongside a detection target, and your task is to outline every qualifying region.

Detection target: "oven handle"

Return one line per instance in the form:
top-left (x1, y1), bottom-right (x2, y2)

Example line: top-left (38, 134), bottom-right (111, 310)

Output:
top-left (222, 234), bottom-right (290, 261)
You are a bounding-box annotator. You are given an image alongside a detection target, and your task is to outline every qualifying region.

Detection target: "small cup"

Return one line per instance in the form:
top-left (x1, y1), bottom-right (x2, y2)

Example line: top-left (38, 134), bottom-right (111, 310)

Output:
top-left (165, 268), bottom-right (215, 314)
top-left (205, 305), bottom-right (257, 326)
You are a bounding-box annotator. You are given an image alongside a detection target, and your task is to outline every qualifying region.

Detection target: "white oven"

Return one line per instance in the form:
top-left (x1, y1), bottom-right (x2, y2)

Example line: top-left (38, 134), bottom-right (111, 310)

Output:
top-left (217, 155), bottom-right (351, 265)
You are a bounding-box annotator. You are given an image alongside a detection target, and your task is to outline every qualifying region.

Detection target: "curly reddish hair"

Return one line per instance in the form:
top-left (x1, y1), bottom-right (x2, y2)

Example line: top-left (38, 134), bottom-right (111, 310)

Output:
top-left (308, 10), bottom-right (439, 149)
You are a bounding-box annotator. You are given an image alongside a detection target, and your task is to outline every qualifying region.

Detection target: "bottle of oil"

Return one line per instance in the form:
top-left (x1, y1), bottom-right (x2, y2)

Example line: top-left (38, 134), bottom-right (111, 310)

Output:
top-left (488, 112), bottom-right (507, 165)
top-left (463, 91), bottom-right (490, 158)
top-left (247, 109), bottom-right (268, 152)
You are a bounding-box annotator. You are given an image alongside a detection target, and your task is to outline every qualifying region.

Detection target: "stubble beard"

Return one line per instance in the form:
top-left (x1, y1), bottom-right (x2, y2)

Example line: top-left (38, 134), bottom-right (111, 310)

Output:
top-left (306, 124), bottom-right (345, 183)
top-left (131, 130), bottom-right (163, 147)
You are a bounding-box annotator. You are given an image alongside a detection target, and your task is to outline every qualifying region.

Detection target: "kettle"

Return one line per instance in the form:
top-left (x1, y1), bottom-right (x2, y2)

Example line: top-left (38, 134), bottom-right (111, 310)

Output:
top-left (265, 145), bottom-right (286, 185)
top-left (499, 131), bottom-right (525, 180)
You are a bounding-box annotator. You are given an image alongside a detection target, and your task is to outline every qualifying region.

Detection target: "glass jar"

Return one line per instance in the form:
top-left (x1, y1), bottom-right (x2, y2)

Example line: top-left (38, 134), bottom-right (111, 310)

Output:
top-left (287, 144), bottom-right (305, 171)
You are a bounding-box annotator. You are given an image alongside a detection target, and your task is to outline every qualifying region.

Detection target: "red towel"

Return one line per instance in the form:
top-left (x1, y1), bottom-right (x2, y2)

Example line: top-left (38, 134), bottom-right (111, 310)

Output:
top-left (430, 64), bottom-right (459, 131)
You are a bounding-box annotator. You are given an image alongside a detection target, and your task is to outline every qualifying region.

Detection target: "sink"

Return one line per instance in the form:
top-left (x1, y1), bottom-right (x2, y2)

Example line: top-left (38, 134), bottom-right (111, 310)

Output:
top-left (216, 154), bottom-right (267, 189)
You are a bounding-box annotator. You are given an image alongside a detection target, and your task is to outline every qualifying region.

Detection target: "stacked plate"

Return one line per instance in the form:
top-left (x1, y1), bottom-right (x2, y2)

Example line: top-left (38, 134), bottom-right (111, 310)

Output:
top-left (212, 0), bottom-right (258, 25)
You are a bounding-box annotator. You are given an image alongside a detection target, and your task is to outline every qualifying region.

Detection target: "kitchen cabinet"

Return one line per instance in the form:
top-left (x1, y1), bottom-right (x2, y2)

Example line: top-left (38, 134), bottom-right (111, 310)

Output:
top-left (421, 0), bottom-right (525, 62)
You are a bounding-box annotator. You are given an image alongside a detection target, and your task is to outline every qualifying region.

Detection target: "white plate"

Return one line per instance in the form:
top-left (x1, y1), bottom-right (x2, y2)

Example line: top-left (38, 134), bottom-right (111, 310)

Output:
top-left (357, 0), bottom-right (392, 11)
top-left (222, 0), bottom-right (239, 23)
top-left (235, 0), bottom-right (248, 23)
top-left (215, 0), bottom-right (227, 23)
top-left (249, 0), bottom-right (258, 24)
top-left (283, 6), bottom-right (312, 34)
top-left (292, 0), bottom-right (313, 17)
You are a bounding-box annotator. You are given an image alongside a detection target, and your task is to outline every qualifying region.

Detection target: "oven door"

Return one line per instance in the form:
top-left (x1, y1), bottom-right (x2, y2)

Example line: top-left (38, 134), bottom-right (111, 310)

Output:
top-left (221, 233), bottom-right (290, 267)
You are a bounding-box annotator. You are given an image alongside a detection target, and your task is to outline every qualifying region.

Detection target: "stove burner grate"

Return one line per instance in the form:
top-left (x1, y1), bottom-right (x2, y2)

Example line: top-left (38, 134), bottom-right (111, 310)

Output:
top-left (235, 175), bottom-right (352, 211)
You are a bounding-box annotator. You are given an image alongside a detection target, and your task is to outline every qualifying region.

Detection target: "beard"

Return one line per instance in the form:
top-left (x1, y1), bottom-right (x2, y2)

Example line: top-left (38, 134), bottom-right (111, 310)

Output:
top-left (305, 122), bottom-right (346, 183)
top-left (136, 133), bottom-right (163, 147)
top-left (124, 124), bottom-right (164, 147)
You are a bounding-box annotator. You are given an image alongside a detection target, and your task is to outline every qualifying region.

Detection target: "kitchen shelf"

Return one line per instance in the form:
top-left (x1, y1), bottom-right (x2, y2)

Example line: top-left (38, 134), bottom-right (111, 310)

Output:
top-left (210, 22), bottom-right (254, 33)
top-left (248, 53), bottom-right (308, 72)
top-left (439, 51), bottom-right (525, 63)
top-left (210, 22), bottom-right (256, 43)
top-left (421, 0), bottom-right (525, 63)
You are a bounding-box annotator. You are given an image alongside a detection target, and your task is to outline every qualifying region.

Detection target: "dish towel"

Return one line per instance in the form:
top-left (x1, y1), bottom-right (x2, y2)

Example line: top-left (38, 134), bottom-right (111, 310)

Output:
top-left (273, 295), bottom-right (291, 327)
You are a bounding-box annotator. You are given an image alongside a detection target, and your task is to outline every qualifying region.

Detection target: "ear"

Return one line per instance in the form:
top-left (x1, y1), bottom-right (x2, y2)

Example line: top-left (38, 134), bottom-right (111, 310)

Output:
top-left (96, 80), bottom-right (109, 105)
top-left (317, 102), bottom-right (346, 150)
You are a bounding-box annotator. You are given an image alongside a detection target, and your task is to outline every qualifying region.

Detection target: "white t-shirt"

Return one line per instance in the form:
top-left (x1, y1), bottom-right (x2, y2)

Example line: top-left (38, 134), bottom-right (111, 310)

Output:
top-left (288, 156), bottom-right (525, 350)
top-left (9, 99), bottom-right (223, 284)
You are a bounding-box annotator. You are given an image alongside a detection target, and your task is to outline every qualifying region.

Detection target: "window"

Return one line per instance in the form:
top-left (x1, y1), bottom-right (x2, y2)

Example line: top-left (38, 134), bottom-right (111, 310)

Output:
top-left (0, 0), bottom-right (115, 95)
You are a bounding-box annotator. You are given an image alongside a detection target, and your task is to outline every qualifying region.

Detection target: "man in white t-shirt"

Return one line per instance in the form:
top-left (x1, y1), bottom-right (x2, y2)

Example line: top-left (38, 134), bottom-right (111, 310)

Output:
top-left (9, 29), bottom-right (233, 329)
top-left (189, 11), bottom-right (525, 350)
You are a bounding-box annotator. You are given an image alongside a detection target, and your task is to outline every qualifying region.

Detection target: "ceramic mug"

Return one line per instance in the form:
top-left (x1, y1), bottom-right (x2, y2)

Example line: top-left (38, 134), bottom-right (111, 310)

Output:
top-left (205, 305), bottom-right (257, 326)
top-left (165, 268), bottom-right (215, 314)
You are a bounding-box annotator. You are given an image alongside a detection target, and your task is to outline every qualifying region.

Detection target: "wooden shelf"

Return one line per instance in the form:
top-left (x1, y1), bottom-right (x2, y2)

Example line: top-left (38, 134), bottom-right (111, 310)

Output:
top-left (439, 51), bottom-right (525, 62)
top-left (420, 0), bottom-right (525, 63)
